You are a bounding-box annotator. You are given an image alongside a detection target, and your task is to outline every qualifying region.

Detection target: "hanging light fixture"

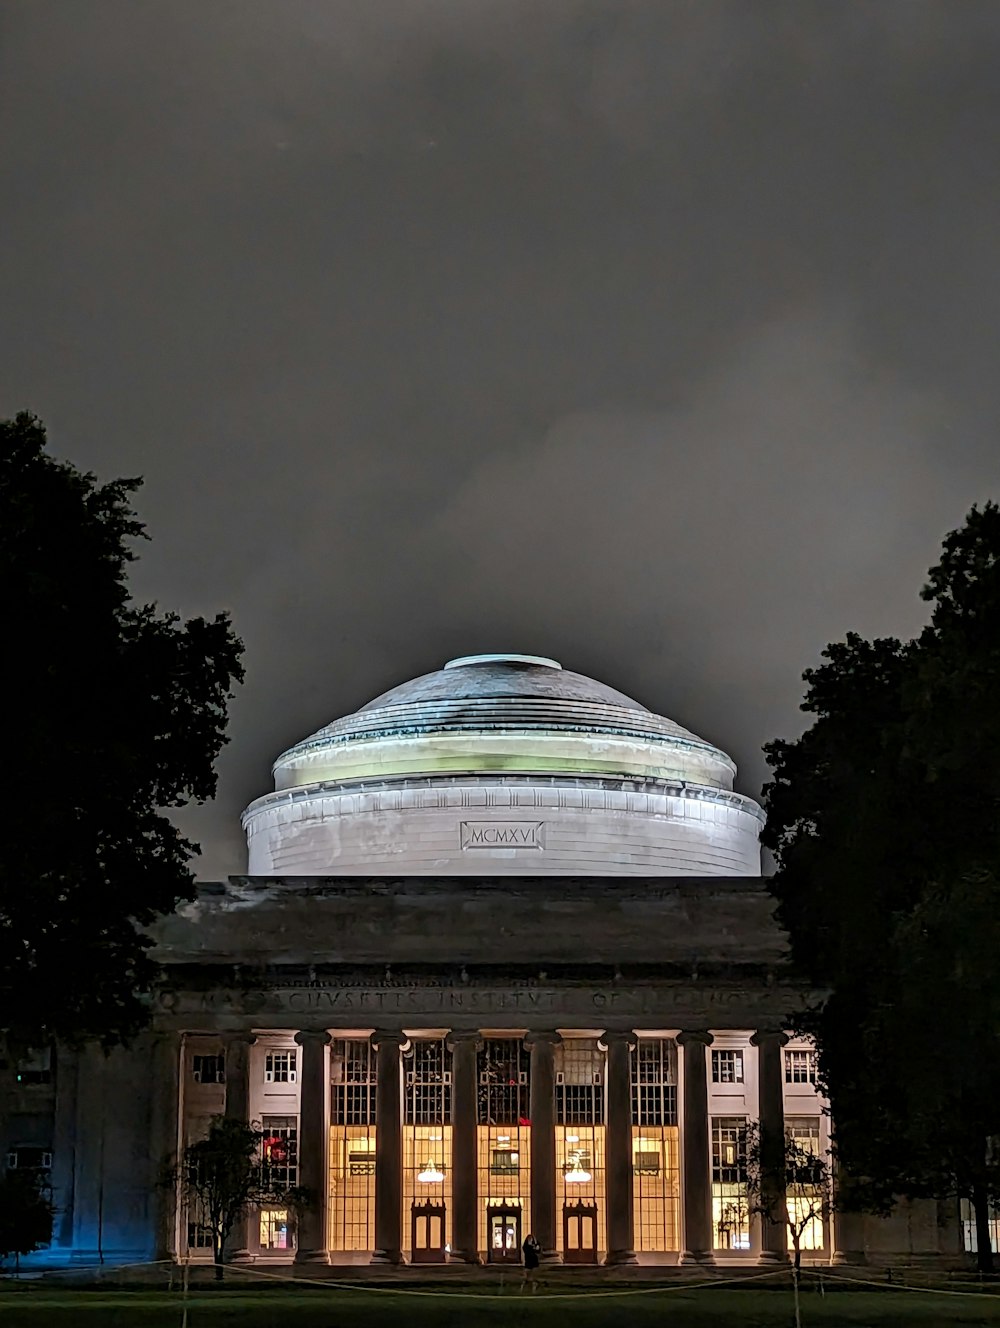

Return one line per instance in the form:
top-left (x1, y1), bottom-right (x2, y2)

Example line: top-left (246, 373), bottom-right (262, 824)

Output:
top-left (564, 1156), bottom-right (592, 1184)
top-left (417, 1159), bottom-right (445, 1183)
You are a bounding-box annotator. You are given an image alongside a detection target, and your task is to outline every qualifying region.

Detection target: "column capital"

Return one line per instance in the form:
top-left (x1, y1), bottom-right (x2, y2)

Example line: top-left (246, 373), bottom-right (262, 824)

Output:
top-left (294, 1029), bottom-right (332, 1047)
top-left (598, 1029), bottom-right (637, 1051)
top-left (370, 1029), bottom-right (409, 1051)
top-left (523, 1029), bottom-right (562, 1048)
top-left (750, 1029), bottom-right (789, 1049)
top-left (676, 1030), bottom-right (714, 1048)
top-left (446, 1030), bottom-right (483, 1052)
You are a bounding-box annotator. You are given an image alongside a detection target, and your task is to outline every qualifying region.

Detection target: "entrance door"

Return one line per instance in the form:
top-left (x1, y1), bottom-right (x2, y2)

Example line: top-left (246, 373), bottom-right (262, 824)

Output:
top-left (410, 1201), bottom-right (447, 1263)
top-left (487, 1203), bottom-right (522, 1263)
top-left (563, 1201), bottom-right (598, 1264)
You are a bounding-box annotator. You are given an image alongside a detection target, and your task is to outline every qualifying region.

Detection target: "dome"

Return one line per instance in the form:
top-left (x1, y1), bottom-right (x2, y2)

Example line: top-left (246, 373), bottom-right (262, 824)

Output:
top-left (242, 654), bottom-right (764, 878)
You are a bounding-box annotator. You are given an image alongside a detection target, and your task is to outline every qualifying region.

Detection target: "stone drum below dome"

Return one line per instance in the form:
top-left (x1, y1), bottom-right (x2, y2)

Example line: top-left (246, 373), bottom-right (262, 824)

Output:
top-left (241, 654), bottom-right (764, 876)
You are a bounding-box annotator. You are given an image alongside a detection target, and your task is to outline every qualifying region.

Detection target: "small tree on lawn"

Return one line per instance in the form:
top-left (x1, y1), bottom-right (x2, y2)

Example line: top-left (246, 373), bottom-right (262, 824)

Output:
top-left (0, 1169), bottom-right (55, 1270)
top-left (177, 1117), bottom-right (289, 1280)
top-left (744, 1121), bottom-right (834, 1328)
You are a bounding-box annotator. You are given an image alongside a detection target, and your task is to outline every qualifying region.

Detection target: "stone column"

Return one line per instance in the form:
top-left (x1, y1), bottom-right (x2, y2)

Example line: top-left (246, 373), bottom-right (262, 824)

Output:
top-left (294, 1030), bottom-right (331, 1263)
top-left (525, 1030), bottom-right (561, 1263)
top-left (222, 1032), bottom-right (256, 1262)
top-left (752, 1030), bottom-right (790, 1264)
top-left (149, 1032), bottom-right (182, 1261)
top-left (678, 1031), bottom-right (715, 1266)
top-left (832, 1159), bottom-right (868, 1265)
top-left (447, 1031), bottom-right (482, 1264)
top-left (601, 1031), bottom-right (637, 1265)
top-left (371, 1030), bottom-right (406, 1264)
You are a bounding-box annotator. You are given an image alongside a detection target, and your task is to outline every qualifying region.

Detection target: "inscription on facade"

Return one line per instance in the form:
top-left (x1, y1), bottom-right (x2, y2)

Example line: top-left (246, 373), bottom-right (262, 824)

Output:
top-left (461, 820), bottom-right (545, 849)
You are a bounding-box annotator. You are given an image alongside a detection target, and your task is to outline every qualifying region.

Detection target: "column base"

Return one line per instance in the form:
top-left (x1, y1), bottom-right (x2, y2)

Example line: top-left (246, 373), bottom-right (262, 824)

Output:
top-left (228, 1250), bottom-right (255, 1264)
top-left (757, 1250), bottom-right (790, 1266)
top-left (294, 1250), bottom-right (331, 1265)
top-left (606, 1249), bottom-right (638, 1266)
top-left (680, 1250), bottom-right (716, 1266)
top-left (448, 1250), bottom-right (482, 1265)
top-left (832, 1250), bottom-right (867, 1266)
top-left (539, 1250), bottom-right (562, 1266)
top-left (370, 1249), bottom-right (404, 1265)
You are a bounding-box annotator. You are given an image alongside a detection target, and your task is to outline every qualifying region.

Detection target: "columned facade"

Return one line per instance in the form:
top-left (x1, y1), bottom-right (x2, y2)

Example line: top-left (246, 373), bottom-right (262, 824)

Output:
top-left (752, 1030), bottom-right (789, 1265)
top-left (157, 1017), bottom-right (837, 1267)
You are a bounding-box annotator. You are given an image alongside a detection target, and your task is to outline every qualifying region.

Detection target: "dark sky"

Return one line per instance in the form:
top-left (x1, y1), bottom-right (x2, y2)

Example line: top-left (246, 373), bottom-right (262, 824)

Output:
top-left (3, 1), bottom-right (1000, 878)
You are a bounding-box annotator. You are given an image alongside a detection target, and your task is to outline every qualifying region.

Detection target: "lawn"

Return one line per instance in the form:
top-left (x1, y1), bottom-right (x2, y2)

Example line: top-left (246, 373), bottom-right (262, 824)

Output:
top-left (2, 1282), bottom-right (1000, 1328)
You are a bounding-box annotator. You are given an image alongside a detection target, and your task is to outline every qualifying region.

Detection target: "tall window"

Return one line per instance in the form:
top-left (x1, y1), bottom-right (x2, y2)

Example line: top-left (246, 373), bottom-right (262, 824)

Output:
top-left (631, 1039), bottom-right (679, 1252)
top-left (785, 1117), bottom-right (825, 1250)
top-left (405, 1038), bottom-right (452, 1125)
top-left (329, 1039), bottom-right (376, 1251)
top-left (264, 1050), bottom-right (297, 1083)
top-left (261, 1116), bottom-right (298, 1188)
top-left (477, 1038), bottom-right (530, 1253)
top-left (785, 1050), bottom-right (818, 1084)
top-left (712, 1050), bottom-right (744, 1084)
top-left (711, 1116), bottom-right (749, 1250)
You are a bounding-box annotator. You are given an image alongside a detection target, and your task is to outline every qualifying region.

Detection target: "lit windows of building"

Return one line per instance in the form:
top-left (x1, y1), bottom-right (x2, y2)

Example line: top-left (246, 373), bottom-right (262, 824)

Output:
top-left (403, 1039), bottom-right (453, 1260)
top-left (477, 1038), bottom-right (530, 1259)
top-left (711, 1049), bottom-right (744, 1084)
top-left (554, 1039), bottom-right (606, 1260)
top-left (712, 1116), bottom-right (749, 1250)
top-left (264, 1050), bottom-right (296, 1084)
top-left (630, 1038), bottom-right (679, 1253)
top-left (784, 1116), bottom-right (825, 1251)
top-left (329, 1039), bottom-right (376, 1252)
top-left (785, 1049), bottom-right (818, 1084)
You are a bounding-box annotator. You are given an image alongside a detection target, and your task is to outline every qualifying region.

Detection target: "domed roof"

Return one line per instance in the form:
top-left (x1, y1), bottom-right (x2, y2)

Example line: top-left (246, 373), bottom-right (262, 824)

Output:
top-left (359, 654), bottom-right (647, 714)
top-left (268, 654), bottom-right (737, 792)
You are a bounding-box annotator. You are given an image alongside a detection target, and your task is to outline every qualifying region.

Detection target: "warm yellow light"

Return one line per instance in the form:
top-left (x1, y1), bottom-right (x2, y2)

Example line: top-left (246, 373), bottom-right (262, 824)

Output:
top-left (417, 1160), bottom-right (445, 1184)
top-left (564, 1159), bottom-right (592, 1184)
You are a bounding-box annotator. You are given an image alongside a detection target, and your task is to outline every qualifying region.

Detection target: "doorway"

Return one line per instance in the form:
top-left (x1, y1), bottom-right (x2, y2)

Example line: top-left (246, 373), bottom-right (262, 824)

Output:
top-left (487, 1202), bottom-right (522, 1263)
top-left (562, 1201), bottom-right (598, 1264)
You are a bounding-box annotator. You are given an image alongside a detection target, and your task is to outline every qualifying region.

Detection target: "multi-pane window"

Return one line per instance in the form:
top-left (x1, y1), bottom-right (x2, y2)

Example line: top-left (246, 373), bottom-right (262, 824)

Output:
top-left (490, 1148), bottom-right (519, 1175)
top-left (264, 1050), bottom-right (297, 1083)
top-left (187, 1222), bottom-right (214, 1249)
top-left (477, 1038), bottom-right (529, 1125)
top-left (712, 1049), bottom-right (744, 1084)
top-left (632, 1039), bottom-right (677, 1126)
top-left (330, 1039), bottom-right (376, 1126)
top-left (192, 1054), bottom-right (225, 1085)
top-left (555, 1040), bottom-right (604, 1125)
top-left (261, 1116), bottom-right (298, 1188)
top-left (711, 1117), bottom-right (747, 1184)
top-left (785, 1050), bottom-right (818, 1084)
top-left (405, 1039), bottom-right (452, 1125)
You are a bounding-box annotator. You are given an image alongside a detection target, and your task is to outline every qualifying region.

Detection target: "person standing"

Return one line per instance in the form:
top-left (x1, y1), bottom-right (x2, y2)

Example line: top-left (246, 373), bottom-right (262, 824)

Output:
top-left (521, 1232), bottom-right (541, 1293)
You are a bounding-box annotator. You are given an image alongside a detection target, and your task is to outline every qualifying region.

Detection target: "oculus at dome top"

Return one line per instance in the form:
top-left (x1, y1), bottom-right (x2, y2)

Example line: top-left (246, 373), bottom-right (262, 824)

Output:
top-left (242, 654), bottom-right (764, 877)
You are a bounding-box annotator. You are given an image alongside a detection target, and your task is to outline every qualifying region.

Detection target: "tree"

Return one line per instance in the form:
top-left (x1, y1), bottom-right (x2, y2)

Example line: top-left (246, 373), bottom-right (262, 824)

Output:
top-left (0, 413), bottom-right (244, 1049)
top-left (176, 1117), bottom-right (303, 1280)
top-left (762, 502), bottom-right (1000, 1273)
top-left (743, 1121), bottom-right (833, 1327)
top-left (0, 1168), bottom-right (56, 1269)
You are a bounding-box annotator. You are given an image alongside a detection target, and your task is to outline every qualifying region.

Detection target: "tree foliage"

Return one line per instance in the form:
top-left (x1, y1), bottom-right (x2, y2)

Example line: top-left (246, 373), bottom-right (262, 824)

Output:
top-left (0, 413), bottom-right (244, 1049)
top-left (176, 1117), bottom-right (305, 1279)
top-left (763, 502), bottom-right (1000, 1271)
top-left (0, 1168), bottom-right (55, 1265)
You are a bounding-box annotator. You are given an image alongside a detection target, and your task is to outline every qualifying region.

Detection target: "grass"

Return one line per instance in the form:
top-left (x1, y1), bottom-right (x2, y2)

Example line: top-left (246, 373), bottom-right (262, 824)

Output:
top-left (2, 1281), bottom-right (1000, 1328)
